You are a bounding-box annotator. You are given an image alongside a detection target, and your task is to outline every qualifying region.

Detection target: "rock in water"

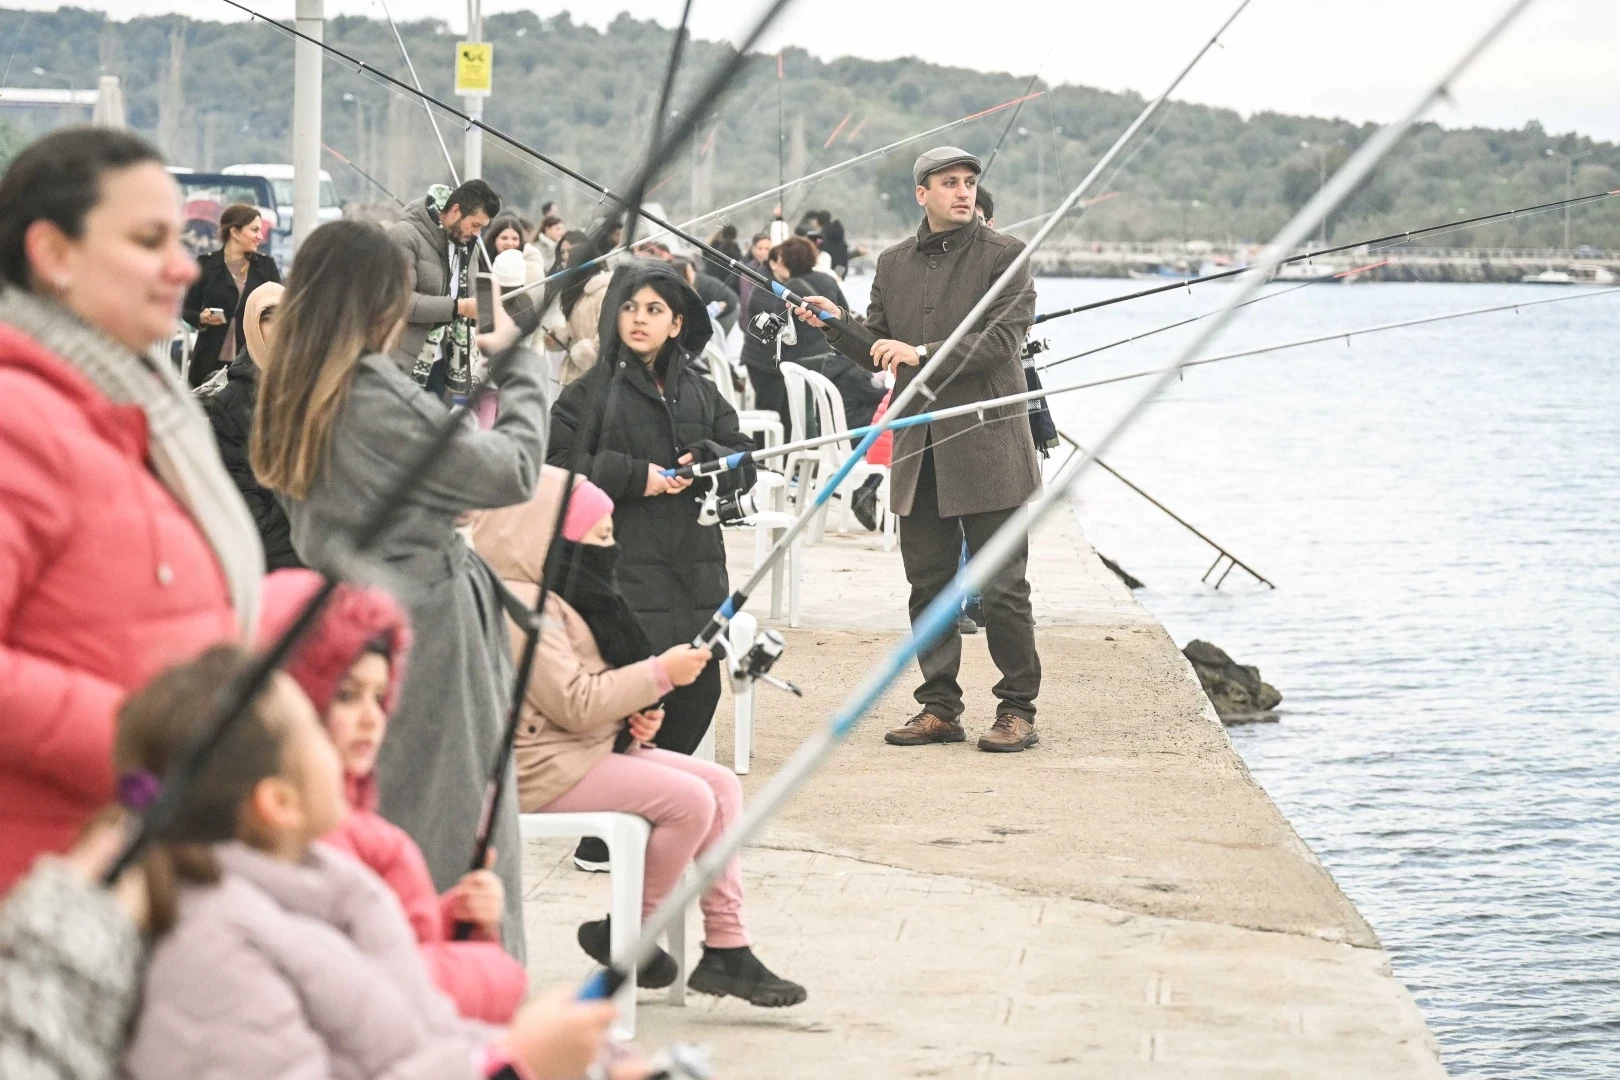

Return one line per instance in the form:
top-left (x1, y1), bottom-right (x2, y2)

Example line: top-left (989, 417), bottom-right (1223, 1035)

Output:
top-left (1182, 639), bottom-right (1282, 724)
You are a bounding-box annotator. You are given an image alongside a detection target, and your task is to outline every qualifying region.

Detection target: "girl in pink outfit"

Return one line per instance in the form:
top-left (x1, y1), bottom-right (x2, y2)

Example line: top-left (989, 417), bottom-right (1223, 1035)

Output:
top-left (257, 569), bottom-right (527, 1023)
top-left (469, 465), bottom-right (806, 1008)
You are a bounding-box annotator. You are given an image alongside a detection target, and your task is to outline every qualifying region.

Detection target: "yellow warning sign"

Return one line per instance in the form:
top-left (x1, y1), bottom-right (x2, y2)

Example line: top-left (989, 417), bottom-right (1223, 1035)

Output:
top-left (454, 42), bottom-right (492, 96)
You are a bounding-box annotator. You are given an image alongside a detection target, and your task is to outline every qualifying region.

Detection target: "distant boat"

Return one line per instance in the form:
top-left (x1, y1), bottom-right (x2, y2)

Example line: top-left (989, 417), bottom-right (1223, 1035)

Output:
top-left (1522, 270), bottom-right (1576, 285)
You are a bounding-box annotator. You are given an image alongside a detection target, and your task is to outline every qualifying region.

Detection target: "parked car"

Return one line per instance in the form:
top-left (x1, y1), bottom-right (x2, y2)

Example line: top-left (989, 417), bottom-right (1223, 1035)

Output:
top-left (222, 163), bottom-right (341, 246)
top-left (166, 168), bottom-right (280, 262)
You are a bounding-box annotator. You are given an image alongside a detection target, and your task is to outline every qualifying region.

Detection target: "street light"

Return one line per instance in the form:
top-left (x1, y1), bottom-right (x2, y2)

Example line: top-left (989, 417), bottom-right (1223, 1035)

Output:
top-left (30, 65), bottom-right (76, 94)
top-left (341, 92), bottom-right (366, 181)
top-left (1301, 140), bottom-right (1329, 245)
top-left (1545, 147), bottom-right (1595, 254)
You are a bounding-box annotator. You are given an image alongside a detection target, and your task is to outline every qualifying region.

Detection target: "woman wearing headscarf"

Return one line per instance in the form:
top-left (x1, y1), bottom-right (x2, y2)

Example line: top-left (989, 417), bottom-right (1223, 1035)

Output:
top-left (201, 281), bottom-right (300, 570)
top-left (253, 219), bottom-right (546, 956)
top-left (0, 127), bottom-right (260, 893)
top-left (554, 230), bottom-right (614, 386)
top-left (546, 259), bottom-right (754, 758)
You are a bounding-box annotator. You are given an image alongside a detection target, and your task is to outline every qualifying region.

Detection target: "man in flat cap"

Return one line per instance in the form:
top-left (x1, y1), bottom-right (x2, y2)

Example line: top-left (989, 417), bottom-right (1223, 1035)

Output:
top-left (794, 146), bottom-right (1042, 753)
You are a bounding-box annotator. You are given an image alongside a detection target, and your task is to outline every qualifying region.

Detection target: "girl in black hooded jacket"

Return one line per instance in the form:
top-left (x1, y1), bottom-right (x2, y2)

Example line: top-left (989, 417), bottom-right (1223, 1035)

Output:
top-left (547, 259), bottom-right (755, 756)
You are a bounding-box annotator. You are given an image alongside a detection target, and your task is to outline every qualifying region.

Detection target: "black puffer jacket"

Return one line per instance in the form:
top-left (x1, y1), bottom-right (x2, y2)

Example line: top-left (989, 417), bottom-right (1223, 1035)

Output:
top-left (547, 261), bottom-right (755, 649)
top-left (203, 351), bottom-right (302, 570)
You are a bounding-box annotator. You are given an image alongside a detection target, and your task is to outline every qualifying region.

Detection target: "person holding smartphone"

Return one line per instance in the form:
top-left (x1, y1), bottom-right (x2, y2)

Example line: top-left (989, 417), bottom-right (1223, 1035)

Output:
top-left (181, 203), bottom-right (279, 389)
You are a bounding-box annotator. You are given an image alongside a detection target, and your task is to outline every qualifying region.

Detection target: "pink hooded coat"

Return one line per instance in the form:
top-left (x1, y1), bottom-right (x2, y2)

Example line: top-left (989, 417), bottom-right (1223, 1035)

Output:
top-left (258, 570), bottom-right (527, 1023)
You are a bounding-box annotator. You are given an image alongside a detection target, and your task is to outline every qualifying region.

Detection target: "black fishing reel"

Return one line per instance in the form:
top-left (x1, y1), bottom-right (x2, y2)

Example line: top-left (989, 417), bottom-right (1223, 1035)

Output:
top-left (748, 308), bottom-right (797, 347)
top-left (696, 476), bottom-right (761, 527)
top-left (733, 627), bottom-right (802, 697)
top-left (1020, 337), bottom-right (1050, 360)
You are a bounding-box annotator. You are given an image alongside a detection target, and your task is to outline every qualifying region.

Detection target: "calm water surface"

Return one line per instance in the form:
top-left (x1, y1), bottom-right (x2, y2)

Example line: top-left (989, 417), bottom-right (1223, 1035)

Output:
top-left (846, 273), bottom-right (1620, 1078)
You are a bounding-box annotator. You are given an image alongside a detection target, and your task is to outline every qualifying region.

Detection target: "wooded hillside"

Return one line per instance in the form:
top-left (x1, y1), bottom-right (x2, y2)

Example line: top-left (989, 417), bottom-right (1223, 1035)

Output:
top-left (3, 6), bottom-right (1617, 248)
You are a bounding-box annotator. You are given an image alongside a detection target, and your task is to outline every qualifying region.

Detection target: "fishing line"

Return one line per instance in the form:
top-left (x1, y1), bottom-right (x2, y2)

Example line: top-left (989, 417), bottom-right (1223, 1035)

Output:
top-left (617, 7), bottom-right (1541, 1012)
top-left (322, 141), bottom-right (403, 206)
top-left (375, 0), bottom-right (460, 184)
top-left (1, 10), bottom-right (30, 87)
top-left (1031, 187), bottom-right (1620, 325)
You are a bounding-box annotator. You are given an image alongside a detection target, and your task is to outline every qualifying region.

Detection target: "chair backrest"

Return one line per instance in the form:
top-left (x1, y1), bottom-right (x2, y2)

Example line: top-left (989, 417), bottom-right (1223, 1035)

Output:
top-left (704, 333), bottom-right (740, 409)
top-left (779, 362), bottom-right (811, 443)
top-left (797, 366), bottom-right (852, 460)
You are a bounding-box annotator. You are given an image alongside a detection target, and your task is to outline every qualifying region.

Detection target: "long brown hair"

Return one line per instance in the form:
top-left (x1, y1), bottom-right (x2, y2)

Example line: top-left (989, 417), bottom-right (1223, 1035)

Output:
top-left (114, 645), bottom-right (294, 935)
top-left (252, 220), bottom-right (411, 497)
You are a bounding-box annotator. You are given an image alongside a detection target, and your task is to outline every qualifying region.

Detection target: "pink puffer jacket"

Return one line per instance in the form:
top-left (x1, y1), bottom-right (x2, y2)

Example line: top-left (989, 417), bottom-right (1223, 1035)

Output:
top-left (122, 842), bottom-right (497, 1080)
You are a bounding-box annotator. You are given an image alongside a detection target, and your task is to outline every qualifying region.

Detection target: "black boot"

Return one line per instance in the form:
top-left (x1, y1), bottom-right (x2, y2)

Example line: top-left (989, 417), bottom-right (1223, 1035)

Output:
top-left (573, 836), bottom-right (609, 872)
top-left (850, 474), bottom-right (883, 531)
top-left (687, 944), bottom-right (806, 1007)
top-left (576, 917), bottom-right (679, 990)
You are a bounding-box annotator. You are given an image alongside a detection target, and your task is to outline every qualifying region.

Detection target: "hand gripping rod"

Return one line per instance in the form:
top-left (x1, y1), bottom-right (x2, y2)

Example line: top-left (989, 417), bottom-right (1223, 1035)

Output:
top-left (588, 0), bottom-right (1539, 1005)
top-left (685, 0), bottom-right (1256, 652)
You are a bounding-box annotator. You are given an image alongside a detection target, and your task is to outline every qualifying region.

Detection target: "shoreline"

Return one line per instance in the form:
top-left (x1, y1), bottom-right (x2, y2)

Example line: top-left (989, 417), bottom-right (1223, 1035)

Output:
top-left (520, 506), bottom-right (1446, 1076)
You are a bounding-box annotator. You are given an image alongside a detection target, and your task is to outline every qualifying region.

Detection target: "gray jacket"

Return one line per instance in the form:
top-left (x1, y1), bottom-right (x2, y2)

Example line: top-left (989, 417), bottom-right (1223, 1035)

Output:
top-left (0, 859), bottom-right (142, 1080)
top-left (123, 843), bottom-right (494, 1080)
top-left (825, 216), bottom-right (1039, 517)
top-left (283, 347), bottom-right (549, 957)
top-left (387, 198), bottom-right (462, 367)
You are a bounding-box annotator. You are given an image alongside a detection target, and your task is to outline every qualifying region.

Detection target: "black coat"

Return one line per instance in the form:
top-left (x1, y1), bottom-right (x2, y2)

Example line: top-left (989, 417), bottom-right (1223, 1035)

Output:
top-left (203, 351), bottom-right (302, 570)
top-left (691, 270), bottom-right (740, 334)
top-left (795, 352), bottom-right (887, 432)
top-left (739, 269), bottom-right (848, 373)
top-left (548, 261), bottom-right (754, 649)
top-left (182, 248), bottom-right (280, 387)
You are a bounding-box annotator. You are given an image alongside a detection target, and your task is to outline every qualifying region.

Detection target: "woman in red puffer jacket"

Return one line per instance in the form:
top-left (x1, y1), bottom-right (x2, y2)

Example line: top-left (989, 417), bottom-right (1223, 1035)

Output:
top-left (257, 569), bottom-right (527, 1023)
top-left (0, 129), bottom-right (260, 894)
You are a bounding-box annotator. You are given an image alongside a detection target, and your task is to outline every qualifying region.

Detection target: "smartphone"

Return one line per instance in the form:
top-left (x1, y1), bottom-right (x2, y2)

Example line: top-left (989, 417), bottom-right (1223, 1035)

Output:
top-left (475, 274), bottom-right (495, 334)
top-left (205, 306), bottom-right (225, 320)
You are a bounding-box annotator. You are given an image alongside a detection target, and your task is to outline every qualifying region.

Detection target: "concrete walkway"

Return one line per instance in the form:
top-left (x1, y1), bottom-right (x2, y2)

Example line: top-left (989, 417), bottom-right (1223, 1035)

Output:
top-left (521, 503), bottom-right (1444, 1078)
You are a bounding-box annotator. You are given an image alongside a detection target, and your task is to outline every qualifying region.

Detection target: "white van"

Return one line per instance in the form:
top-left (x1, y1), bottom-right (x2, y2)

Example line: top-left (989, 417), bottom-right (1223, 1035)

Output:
top-left (222, 164), bottom-right (341, 235)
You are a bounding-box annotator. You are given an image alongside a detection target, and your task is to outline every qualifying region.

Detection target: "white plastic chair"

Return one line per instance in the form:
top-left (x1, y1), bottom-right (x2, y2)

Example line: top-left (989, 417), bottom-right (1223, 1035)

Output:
top-left (518, 812), bottom-right (687, 1039)
top-left (777, 363), bottom-right (821, 519)
top-left (705, 327), bottom-right (782, 451)
top-left (794, 365), bottom-right (895, 549)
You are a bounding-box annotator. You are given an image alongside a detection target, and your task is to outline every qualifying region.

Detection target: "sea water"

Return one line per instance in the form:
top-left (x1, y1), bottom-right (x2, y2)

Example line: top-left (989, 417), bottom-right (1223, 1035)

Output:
top-left (840, 273), bottom-right (1620, 1078)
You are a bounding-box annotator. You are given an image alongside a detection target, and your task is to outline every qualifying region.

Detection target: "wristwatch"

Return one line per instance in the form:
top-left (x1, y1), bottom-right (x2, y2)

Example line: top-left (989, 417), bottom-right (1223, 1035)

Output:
top-left (916, 343), bottom-right (929, 361)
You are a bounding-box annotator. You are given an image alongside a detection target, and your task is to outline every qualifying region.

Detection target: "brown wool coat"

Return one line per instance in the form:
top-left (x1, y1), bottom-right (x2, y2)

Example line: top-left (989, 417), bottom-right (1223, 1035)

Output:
top-left (824, 216), bottom-right (1040, 518)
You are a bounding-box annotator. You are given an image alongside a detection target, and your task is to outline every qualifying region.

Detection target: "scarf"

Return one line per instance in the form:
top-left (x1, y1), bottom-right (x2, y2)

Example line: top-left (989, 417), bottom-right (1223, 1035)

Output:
top-left (0, 287), bottom-right (263, 637)
top-left (552, 541), bottom-right (652, 669)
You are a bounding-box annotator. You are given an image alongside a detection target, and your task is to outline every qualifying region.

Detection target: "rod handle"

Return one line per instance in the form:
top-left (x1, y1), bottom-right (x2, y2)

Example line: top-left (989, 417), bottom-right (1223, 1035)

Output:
top-left (578, 966), bottom-right (628, 1001)
top-left (661, 452), bottom-right (744, 479)
top-left (450, 920), bottom-right (476, 941)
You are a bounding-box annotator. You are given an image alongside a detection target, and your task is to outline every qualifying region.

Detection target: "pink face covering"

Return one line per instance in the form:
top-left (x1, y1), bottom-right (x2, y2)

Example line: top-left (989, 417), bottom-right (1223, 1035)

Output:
top-left (561, 480), bottom-right (615, 542)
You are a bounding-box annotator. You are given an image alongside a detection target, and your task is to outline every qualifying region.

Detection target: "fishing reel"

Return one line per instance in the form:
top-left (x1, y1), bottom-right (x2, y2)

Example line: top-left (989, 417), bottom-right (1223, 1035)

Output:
top-left (695, 475), bottom-right (762, 528)
top-left (1020, 337), bottom-right (1050, 360)
top-left (730, 625), bottom-right (802, 698)
top-left (748, 308), bottom-right (798, 347)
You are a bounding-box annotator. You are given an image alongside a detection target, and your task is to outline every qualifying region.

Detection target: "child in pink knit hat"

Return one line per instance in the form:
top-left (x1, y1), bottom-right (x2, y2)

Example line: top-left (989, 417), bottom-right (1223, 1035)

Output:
top-left (257, 569), bottom-right (527, 1023)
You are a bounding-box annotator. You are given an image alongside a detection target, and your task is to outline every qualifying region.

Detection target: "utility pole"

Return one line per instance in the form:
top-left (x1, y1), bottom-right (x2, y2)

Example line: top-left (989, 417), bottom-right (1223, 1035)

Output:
top-left (291, 0), bottom-right (323, 252)
top-left (1545, 147), bottom-right (1593, 253)
top-left (463, 0), bottom-right (483, 180)
top-left (1301, 140), bottom-right (1328, 246)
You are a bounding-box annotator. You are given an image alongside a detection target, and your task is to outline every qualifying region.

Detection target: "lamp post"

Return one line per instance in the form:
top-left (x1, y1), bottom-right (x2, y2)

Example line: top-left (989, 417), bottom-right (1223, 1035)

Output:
top-left (1301, 140), bottom-right (1328, 245)
top-left (30, 65), bottom-right (75, 94)
top-left (1545, 147), bottom-right (1594, 254)
top-left (341, 91), bottom-right (366, 182)
top-left (1019, 126), bottom-right (1044, 215)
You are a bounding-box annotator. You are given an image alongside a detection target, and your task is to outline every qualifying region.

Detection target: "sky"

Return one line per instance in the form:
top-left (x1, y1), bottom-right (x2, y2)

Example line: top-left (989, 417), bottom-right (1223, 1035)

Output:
top-left (18, 0), bottom-right (1620, 142)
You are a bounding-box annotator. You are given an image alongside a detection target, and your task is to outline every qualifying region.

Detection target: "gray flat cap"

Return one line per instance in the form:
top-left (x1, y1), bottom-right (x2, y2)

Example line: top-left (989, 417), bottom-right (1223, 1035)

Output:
top-left (913, 145), bottom-right (983, 187)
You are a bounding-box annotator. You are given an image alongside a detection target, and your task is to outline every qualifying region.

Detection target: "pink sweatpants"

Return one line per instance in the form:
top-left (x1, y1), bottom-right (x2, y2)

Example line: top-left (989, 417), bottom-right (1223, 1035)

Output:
top-left (540, 747), bottom-right (748, 948)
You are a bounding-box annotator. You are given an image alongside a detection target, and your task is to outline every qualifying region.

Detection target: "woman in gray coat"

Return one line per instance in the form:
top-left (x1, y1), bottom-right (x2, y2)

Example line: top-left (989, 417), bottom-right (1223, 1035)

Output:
top-left (253, 221), bottom-right (546, 955)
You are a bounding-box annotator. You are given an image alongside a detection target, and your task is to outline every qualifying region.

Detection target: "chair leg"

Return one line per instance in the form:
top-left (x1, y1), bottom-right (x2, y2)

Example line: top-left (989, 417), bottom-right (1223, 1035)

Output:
top-left (789, 538), bottom-right (802, 628)
top-left (605, 817), bottom-right (650, 1040)
top-left (665, 891), bottom-right (686, 1007)
top-left (769, 525), bottom-right (785, 619)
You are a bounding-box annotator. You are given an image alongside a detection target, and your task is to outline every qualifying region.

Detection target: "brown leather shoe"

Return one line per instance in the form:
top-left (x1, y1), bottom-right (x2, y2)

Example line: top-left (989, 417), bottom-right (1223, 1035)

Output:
top-left (884, 710), bottom-right (966, 746)
top-left (977, 714), bottom-right (1038, 753)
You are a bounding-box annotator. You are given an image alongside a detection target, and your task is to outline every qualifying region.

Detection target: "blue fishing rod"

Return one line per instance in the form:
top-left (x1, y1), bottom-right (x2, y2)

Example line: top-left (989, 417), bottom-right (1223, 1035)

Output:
top-left (681, 0), bottom-right (1256, 655)
top-left (583, 0), bottom-right (1539, 1002)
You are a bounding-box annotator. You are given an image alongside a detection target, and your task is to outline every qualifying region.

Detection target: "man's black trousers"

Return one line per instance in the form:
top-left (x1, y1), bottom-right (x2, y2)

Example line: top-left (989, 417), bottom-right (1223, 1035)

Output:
top-left (899, 449), bottom-right (1040, 723)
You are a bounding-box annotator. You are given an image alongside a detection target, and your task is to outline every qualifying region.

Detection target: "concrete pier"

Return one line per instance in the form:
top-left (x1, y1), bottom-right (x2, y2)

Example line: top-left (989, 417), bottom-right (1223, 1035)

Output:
top-left (521, 507), bottom-right (1444, 1077)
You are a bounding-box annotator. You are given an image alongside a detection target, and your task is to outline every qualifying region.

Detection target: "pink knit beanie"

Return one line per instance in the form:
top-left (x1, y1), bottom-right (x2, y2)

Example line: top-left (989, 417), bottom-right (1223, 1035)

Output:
top-left (562, 480), bottom-right (615, 542)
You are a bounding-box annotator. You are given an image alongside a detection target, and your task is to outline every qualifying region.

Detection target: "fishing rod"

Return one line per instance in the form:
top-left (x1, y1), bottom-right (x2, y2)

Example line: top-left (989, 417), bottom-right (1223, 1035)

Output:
top-left (220, 0), bottom-right (877, 354)
top-left (497, 91), bottom-right (1047, 306)
top-left (595, 0), bottom-right (1540, 1006)
top-left (681, 0), bottom-right (1255, 656)
top-left (979, 46), bottom-right (1052, 182)
top-left (321, 142), bottom-right (403, 207)
top-left (1030, 186), bottom-right (1620, 325)
top-left (375, 0), bottom-right (459, 184)
top-left (666, 285), bottom-right (1620, 480)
